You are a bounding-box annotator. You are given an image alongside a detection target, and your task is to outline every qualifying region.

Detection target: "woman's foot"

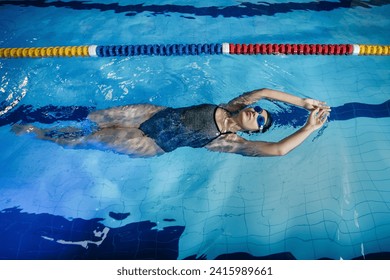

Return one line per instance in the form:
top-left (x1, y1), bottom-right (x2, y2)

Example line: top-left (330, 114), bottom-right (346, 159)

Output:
top-left (11, 124), bottom-right (44, 137)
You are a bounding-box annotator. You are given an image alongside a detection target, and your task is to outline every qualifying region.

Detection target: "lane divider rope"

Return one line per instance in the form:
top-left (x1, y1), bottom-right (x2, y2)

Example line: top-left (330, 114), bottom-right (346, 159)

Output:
top-left (1, 43), bottom-right (389, 58)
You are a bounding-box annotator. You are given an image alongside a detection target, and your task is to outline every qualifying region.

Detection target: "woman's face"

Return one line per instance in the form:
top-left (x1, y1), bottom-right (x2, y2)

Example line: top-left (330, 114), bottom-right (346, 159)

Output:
top-left (238, 107), bottom-right (269, 132)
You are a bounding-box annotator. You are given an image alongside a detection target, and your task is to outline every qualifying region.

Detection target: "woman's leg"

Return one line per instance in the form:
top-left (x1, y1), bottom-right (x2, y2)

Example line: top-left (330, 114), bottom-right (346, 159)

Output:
top-left (86, 127), bottom-right (165, 157)
top-left (12, 124), bottom-right (87, 146)
top-left (87, 104), bottom-right (166, 128)
top-left (11, 104), bottom-right (167, 157)
top-left (12, 124), bottom-right (165, 157)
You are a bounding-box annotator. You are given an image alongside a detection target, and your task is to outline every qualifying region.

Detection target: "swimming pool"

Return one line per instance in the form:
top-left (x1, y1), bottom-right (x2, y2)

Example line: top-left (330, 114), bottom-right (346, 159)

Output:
top-left (1, 0), bottom-right (390, 260)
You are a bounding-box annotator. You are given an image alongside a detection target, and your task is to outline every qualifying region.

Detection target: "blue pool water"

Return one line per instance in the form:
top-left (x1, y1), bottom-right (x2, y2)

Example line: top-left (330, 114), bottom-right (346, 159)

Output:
top-left (1, 0), bottom-right (390, 260)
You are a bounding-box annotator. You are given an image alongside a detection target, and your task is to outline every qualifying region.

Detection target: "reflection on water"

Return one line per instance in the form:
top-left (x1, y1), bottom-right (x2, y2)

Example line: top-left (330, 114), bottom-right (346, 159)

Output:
top-left (1, 0), bottom-right (389, 18)
top-left (0, 77), bottom-right (28, 117)
top-left (269, 99), bottom-right (390, 128)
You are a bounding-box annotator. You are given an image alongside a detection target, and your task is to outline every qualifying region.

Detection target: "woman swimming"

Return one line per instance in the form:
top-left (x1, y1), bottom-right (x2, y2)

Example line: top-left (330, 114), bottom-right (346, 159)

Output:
top-left (12, 88), bottom-right (330, 157)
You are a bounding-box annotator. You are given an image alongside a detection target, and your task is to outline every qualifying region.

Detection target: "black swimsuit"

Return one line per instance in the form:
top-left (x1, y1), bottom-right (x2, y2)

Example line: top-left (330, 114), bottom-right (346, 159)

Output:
top-left (139, 104), bottom-right (230, 152)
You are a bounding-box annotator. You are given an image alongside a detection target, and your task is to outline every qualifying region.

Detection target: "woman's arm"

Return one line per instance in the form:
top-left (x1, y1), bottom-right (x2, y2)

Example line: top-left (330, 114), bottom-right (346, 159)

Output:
top-left (206, 108), bottom-right (328, 157)
top-left (261, 88), bottom-right (330, 111)
top-left (224, 88), bottom-right (330, 112)
top-left (224, 89), bottom-right (267, 112)
top-left (266, 108), bottom-right (327, 155)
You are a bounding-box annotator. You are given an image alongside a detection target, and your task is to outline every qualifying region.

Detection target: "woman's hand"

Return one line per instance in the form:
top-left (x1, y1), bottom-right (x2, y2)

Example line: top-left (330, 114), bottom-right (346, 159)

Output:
top-left (303, 98), bottom-right (331, 112)
top-left (305, 108), bottom-right (329, 131)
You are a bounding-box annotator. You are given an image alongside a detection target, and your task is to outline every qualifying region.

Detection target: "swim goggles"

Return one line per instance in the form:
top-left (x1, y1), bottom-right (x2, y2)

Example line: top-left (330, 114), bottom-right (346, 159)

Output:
top-left (254, 106), bottom-right (265, 132)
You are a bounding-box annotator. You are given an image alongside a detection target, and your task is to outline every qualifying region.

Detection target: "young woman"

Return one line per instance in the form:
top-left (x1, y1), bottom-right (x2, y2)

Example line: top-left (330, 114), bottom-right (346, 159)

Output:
top-left (13, 88), bottom-right (330, 157)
